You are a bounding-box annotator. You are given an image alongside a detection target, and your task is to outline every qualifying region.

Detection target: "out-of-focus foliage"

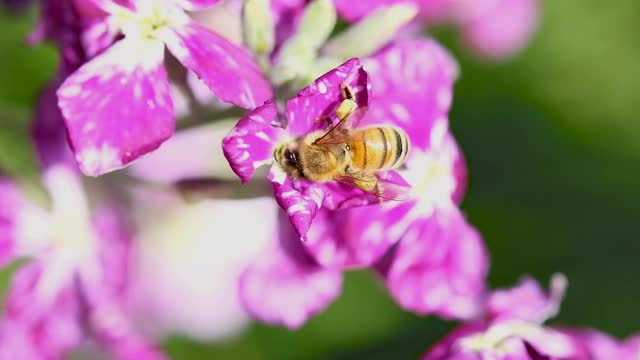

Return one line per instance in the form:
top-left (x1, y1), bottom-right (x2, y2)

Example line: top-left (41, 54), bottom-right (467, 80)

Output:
top-left (0, 0), bottom-right (639, 358)
top-left (0, 11), bottom-right (55, 178)
top-left (451, 0), bottom-right (640, 160)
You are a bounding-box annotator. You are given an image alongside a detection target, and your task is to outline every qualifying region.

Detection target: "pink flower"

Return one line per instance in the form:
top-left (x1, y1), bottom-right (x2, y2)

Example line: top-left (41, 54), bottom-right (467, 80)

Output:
top-left (238, 211), bottom-right (343, 329)
top-left (32, 78), bottom-right (77, 169)
top-left (0, 167), bottom-right (166, 359)
top-left (56, 0), bottom-right (272, 176)
top-left (222, 58), bottom-right (406, 239)
top-left (0, 178), bottom-right (22, 267)
top-left (559, 329), bottom-right (640, 360)
top-left (333, 0), bottom-right (539, 61)
top-left (421, 275), bottom-right (580, 360)
top-left (123, 189), bottom-right (275, 339)
top-left (421, 275), bottom-right (640, 360)
top-left (298, 40), bottom-right (488, 319)
top-left (120, 185), bottom-right (341, 331)
top-left (457, 0), bottom-right (539, 60)
top-left (29, 0), bottom-right (116, 71)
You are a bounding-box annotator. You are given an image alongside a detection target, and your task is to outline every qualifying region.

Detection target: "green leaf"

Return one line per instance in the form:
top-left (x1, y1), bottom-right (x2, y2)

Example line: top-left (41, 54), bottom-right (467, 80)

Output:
top-left (0, 105), bottom-right (38, 179)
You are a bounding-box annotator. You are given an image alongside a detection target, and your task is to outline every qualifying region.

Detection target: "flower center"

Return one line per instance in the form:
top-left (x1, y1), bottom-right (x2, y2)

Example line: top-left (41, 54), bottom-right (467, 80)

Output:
top-left (112, 1), bottom-right (186, 40)
top-left (457, 322), bottom-right (538, 355)
top-left (41, 167), bottom-right (96, 259)
top-left (49, 210), bottom-right (95, 257)
top-left (401, 148), bottom-right (456, 207)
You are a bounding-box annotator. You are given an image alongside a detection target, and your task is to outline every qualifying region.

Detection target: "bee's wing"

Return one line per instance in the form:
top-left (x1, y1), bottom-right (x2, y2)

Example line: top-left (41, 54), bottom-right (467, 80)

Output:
top-left (336, 171), bottom-right (409, 202)
top-left (314, 105), bottom-right (368, 146)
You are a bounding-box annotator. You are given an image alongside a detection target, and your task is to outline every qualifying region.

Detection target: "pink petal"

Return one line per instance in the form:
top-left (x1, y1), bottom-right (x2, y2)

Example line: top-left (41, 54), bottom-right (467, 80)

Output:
top-left (318, 171), bottom-right (411, 210)
top-left (423, 321), bottom-right (581, 360)
top-left (0, 178), bottom-right (22, 267)
top-left (286, 58), bottom-right (370, 137)
top-left (621, 335), bottom-right (640, 360)
top-left (447, 133), bottom-right (468, 205)
top-left (72, 0), bottom-right (111, 18)
top-left (304, 201), bottom-right (413, 269)
top-left (270, 171), bottom-right (409, 241)
top-left (30, 0), bottom-right (115, 69)
top-left (304, 203), bottom-right (413, 268)
top-left (174, 0), bottom-right (220, 11)
top-left (399, 128), bottom-right (468, 207)
top-left (2, 263), bottom-right (84, 359)
top-left (81, 16), bottom-right (119, 59)
top-left (412, 130), bottom-right (468, 205)
top-left (488, 274), bottom-right (567, 323)
top-left (379, 207), bottom-right (488, 319)
top-left (319, 183), bottom-right (381, 210)
top-left (269, 169), bottom-right (325, 239)
top-left (80, 274), bottom-right (168, 360)
top-left (92, 203), bottom-right (133, 295)
top-left (87, 0), bottom-right (135, 13)
top-left (125, 194), bottom-right (274, 340)
top-left (459, 0), bottom-right (539, 60)
top-left (271, 0), bottom-right (305, 12)
top-left (239, 215), bottom-right (343, 329)
top-left (130, 123), bottom-right (236, 183)
top-left (421, 322), bottom-right (487, 360)
top-left (57, 38), bottom-right (174, 176)
top-left (160, 20), bottom-right (272, 109)
top-left (301, 172), bottom-right (412, 269)
top-left (0, 319), bottom-right (48, 360)
top-left (223, 101), bottom-right (284, 183)
top-left (270, 0), bottom-right (305, 45)
top-left (419, 0), bottom-right (456, 24)
top-left (560, 329), bottom-right (640, 360)
top-left (363, 39), bottom-right (458, 151)
top-left (333, 0), bottom-right (404, 22)
top-left (32, 79), bottom-right (76, 170)
top-left (81, 206), bottom-right (165, 359)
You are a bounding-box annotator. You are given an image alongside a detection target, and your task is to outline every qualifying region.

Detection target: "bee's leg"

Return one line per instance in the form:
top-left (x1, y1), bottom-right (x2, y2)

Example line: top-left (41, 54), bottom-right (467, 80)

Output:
top-left (374, 183), bottom-right (384, 203)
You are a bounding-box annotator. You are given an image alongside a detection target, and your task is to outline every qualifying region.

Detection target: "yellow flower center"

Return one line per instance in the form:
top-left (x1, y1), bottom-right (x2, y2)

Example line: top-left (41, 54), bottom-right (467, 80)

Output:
top-left (111, 1), bottom-right (187, 40)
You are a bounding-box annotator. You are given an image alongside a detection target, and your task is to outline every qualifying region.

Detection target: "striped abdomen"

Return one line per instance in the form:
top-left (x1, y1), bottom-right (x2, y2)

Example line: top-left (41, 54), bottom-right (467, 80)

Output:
top-left (348, 127), bottom-right (409, 171)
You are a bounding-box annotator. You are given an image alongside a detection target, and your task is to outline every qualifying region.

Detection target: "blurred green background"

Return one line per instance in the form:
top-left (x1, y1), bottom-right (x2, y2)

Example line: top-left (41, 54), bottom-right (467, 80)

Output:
top-left (1, 0), bottom-right (639, 358)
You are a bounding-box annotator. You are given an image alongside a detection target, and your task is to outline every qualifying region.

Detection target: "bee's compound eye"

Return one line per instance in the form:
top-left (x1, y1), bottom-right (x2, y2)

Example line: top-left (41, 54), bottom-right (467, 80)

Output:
top-left (284, 149), bottom-right (298, 166)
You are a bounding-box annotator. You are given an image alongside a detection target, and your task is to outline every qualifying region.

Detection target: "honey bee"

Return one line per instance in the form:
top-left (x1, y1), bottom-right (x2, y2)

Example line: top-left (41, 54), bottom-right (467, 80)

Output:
top-left (274, 85), bottom-right (410, 198)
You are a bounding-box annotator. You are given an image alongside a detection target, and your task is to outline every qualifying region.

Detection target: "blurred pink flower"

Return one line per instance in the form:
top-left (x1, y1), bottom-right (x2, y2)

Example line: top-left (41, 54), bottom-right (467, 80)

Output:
top-left (127, 121), bottom-right (240, 184)
top-left (457, 0), bottom-right (539, 60)
top-left (0, 167), bottom-right (165, 360)
top-left (29, 0), bottom-right (116, 70)
top-left (421, 275), bottom-right (581, 360)
top-left (238, 212), bottom-right (343, 329)
top-left (124, 190), bottom-right (275, 339)
top-left (559, 328), bottom-right (640, 360)
top-left (122, 186), bottom-right (341, 331)
top-left (0, 178), bottom-right (23, 266)
top-left (32, 78), bottom-right (77, 169)
top-left (56, 0), bottom-right (272, 176)
top-left (333, 0), bottom-right (539, 61)
top-left (420, 275), bottom-right (640, 360)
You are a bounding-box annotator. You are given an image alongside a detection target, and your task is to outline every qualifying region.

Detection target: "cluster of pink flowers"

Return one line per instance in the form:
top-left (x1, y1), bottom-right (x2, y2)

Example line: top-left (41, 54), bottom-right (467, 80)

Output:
top-left (0, 0), bottom-right (636, 359)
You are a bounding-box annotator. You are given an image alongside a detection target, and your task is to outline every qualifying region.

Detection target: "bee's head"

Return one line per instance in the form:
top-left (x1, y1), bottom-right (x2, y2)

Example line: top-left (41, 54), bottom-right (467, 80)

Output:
top-left (275, 143), bottom-right (303, 178)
